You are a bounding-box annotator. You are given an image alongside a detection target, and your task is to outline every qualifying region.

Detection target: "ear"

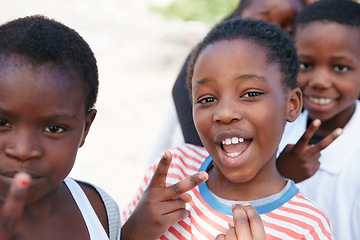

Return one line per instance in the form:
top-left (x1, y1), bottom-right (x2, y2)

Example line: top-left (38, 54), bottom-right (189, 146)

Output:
top-left (286, 87), bottom-right (302, 123)
top-left (79, 109), bottom-right (97, 148)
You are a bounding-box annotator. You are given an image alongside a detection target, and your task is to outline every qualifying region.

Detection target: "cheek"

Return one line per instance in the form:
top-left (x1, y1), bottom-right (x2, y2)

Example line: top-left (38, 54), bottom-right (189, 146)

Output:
top-left (193, 107), bottom-right (214, 141)
top-left (338, 81), bottom-right (360, 100)
top-left (296, 73), bottom-right (308, 89)
top-left (193, 109), bottom-right (208, 133)
top-left (44, 136), bottom-right (80, 163)
top-left (254, 104), bottom-right (286, 144)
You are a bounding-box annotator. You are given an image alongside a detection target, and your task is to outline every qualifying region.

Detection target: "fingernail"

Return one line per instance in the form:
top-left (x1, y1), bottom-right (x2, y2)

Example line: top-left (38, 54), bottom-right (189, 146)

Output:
top-left (313, 119), bottom-right (321, 127)
top-left (18, 179), bottom-right (30, 188)
top-left (198, 172), bottom-right (208, 181)
top-left (228, 220), bottom-right (235, 228)
top-left (15, 172), bottom-right (30, 189)
top-left (242, 202), bottom-right (251, 207)
top-left (335, 128), bottom-right (343, 136)
top-left (231, 202), bottom-right (241, 209)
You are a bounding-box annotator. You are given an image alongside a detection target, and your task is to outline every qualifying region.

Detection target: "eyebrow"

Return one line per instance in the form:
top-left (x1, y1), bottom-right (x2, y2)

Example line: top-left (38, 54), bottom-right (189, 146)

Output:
top-left (330, 56), bottom-right (356, 62)
top-left (238, 73), bottom-right (266, 82)
top-left (193, 73), bottom-right (266, 90)
top-left (0, 107), bottom-right (77, 122)
top-left (299, 54), bottom-right (356, 62)
top-left (46, 114), bottom-right (78, 122)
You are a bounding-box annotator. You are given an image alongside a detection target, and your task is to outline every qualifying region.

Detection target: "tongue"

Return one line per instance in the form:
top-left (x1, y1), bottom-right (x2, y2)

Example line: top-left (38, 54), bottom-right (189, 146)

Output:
top-left (223, 141), bottom-right (249, 154)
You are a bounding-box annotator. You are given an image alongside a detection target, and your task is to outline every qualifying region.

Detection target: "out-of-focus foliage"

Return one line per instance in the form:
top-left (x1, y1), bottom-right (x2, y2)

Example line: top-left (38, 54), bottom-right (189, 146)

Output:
top-left (151, 0), bottom-right (239, 25)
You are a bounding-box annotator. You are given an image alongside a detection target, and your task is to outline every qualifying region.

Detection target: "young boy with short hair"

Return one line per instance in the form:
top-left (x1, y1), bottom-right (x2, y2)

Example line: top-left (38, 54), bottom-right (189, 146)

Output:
top-left (277, 0), bottom-right (360, 239)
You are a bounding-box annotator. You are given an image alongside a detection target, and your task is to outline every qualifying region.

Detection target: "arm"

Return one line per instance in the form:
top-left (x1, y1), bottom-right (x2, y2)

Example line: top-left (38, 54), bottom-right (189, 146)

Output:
top-left (121, 151), bottom-right (208, 240)
top-left (277, 119), bottom-right (342, 183)
top-left (215, 202), bottom-right (266, 240)
top-left (172, 54), bottom-right (203, 147)
top-left (0, 172), bottom-right (30, 240)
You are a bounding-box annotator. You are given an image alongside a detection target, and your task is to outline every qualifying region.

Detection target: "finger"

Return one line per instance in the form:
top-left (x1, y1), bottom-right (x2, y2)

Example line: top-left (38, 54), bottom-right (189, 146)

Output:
top-left (293, 119), bottom-right (321, 150)
top-left (228, 220), bottom-right (235, 228)
top-left (225, 227), bottom-right (237, 240)
top-left (215, 234), bottom-right (226, 240)
top-left (149, 151), bottom-right (172, 187)
top-left (164, 171), bottom-right (208, 200)
top-left (1, 172), bottom-right (30, 238)
top-left (178, 193), bottom-right (192, 203)
top-left (312, 128), bottom-right (342, 152)
top-left (309, 160), bottom-right (321, 176)
top-left (163, 208), bottom-right (190, 225)
top-left (242, 202), bottom-right (266, 239)
top-left (157, 197), bottom-right (186, 215)
top-left (231, 202), bottom-right (252, 239)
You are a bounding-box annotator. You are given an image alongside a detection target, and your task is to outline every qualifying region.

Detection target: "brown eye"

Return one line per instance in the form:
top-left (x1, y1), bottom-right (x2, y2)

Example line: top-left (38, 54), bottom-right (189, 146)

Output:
top-left (299, 62), bottom-right (313, 71)
top-left (198, 97), bottom-right (217, 104)
top-left (334, 65), bottom-right (349, 73)
top-left (242, 92), bottom-right (262, 98)
top-left (0, 119), bottom-right (11, 127)
top-left (44, 125), bottom-right (65, 134)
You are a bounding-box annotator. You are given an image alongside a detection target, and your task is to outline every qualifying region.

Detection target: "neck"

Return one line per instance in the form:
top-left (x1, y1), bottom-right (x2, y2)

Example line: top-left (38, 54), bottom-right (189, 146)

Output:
top-left (310, 102), bottom-right (355, 137)
top-left (207, 157), bottom-right (286, 201)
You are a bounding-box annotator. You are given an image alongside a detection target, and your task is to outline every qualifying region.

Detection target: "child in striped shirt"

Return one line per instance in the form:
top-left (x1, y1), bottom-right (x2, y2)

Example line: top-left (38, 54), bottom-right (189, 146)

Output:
top-left (121, 18), bottom-right (333, 240)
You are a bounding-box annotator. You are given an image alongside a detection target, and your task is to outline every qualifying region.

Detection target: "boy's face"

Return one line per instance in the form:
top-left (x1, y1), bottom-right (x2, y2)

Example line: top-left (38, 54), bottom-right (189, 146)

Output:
top-left (241, 0), bottom-right (304, 34)
top-left (295, 22), bottom-right (360, 123)
top-left (0, 58), bottom-right (96, 203)
top-left (192, 39), bottom-right (301, 183)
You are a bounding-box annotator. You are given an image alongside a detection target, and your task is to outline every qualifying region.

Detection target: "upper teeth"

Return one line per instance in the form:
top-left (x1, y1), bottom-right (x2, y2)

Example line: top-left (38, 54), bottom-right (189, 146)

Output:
top-left (222, 137), bottom-right (244, 145)
top-left (309, 97), bottom-right (332, 105)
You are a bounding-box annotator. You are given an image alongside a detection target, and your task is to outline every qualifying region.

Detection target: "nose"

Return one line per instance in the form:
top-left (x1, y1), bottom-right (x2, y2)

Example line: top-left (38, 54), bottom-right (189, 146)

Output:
top-left (308, 67), bottom-right (332, 89)
top-left (4, 129), bottom-right (42, 161)
top-left (213, 98), bottom-right (243, 124)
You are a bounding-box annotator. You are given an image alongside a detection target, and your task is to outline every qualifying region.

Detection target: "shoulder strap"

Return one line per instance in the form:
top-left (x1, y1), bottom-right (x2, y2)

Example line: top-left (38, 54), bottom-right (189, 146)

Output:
top-left (64, 177), bottom-right (110, 240)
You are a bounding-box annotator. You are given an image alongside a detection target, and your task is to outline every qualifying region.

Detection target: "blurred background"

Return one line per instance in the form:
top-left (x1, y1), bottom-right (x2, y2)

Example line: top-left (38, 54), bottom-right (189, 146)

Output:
top-left (0, 0), bottom-right (237, 209)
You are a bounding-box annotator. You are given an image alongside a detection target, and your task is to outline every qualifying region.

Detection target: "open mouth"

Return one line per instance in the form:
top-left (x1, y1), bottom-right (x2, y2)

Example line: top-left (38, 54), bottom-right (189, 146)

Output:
top-left (221, 136), bottom-right (251, 157)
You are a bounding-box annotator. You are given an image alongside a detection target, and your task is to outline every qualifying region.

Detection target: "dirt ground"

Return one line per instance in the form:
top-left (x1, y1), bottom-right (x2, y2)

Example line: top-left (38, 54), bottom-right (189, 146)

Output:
top-left (0, 0), bottom-right (208, 209)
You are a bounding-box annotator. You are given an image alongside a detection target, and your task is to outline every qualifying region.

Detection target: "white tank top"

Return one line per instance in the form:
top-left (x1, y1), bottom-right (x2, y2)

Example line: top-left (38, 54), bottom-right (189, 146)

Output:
top-left (64, 177), bottom-right (109, 240)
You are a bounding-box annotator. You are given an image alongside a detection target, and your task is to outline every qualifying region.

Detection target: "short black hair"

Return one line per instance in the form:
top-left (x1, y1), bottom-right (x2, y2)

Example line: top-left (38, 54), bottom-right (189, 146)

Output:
top-left (294, 0), bottom-right (360, 31)
top-left (0, 15), bottom-right (98, 112)
top-left (186, 18), bottom-right (299, 95)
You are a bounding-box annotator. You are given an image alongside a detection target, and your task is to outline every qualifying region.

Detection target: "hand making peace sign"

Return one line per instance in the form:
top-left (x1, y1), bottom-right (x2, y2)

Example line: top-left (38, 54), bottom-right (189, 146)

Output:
top-left (276, 119), bottom-right (342, 183)
top-left (121, 151), bottom-right (208, 240)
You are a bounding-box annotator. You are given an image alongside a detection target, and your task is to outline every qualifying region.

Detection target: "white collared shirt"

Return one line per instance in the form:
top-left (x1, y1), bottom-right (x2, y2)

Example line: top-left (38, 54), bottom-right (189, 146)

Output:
top-left (278, 100), bottom-right (360, 240)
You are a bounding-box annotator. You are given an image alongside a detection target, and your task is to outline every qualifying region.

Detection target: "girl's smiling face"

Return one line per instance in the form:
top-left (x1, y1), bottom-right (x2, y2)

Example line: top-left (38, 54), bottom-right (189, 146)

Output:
top-left (0, 57), bottom-right (96, 203)
top-left (192, 39), bottom-right (300, 184)
top-left (295, 22), bottom-right (360, 127)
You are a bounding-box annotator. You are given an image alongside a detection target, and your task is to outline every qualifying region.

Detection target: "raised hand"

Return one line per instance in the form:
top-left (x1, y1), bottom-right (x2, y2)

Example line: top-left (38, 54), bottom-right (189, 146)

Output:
top-left (277, 119), bottom-right (342, 183)
top-left (0, 172), bottom-right (30, 240)
top-left (215, 202), bottom-right (266, 240)
top-left (121, 151), bottom-right (209, 240)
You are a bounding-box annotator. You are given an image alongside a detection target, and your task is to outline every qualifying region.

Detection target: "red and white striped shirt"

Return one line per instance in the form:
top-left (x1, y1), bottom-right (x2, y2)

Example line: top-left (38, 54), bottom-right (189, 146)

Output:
top-left (122, 144), bottom-right (333, 240)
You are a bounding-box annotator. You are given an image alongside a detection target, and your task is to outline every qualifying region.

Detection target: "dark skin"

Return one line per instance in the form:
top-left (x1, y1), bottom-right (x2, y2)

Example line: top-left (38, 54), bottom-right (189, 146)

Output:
top-left (1, 172), bottom-right (29, 240)
top-left (277, 22), bottom-right (360, 183)
top-left (215, 202), bottom-right (266, 240)
top-left (121, 151), bottom-right (208, 240)
top-left (276, 119), bottom-right (342, 183)
top-left (0, 57), bottom-right (106, 239)
top-left (0, 172), bottom-right (108, 240)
